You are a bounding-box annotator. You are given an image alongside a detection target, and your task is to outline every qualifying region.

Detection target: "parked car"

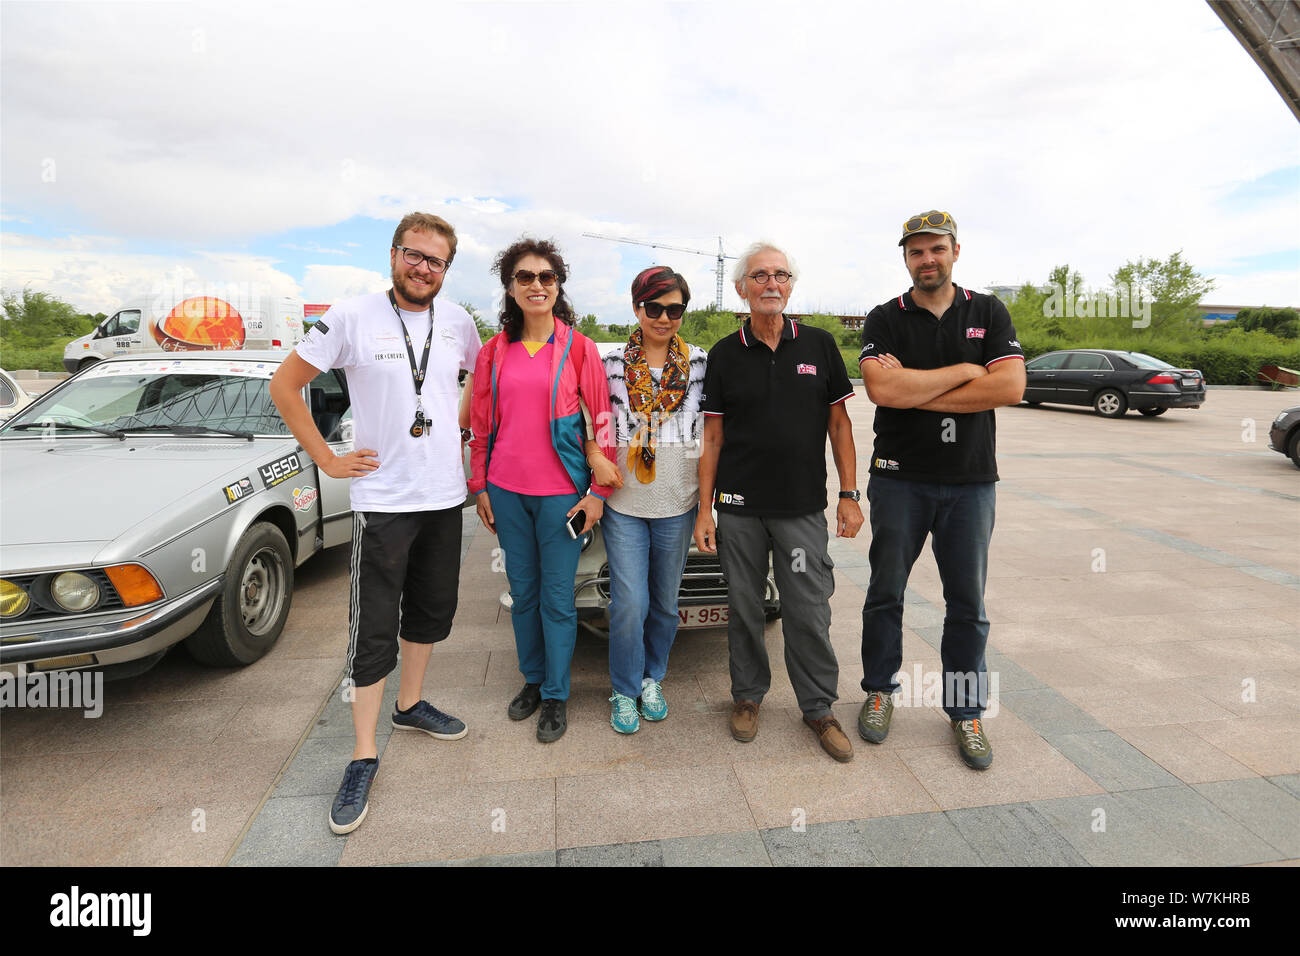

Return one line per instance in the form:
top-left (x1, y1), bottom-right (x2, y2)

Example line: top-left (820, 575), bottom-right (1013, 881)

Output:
top-left (1268, 404), bottom-right (1300, 469)
top-left (566, 519), bottom-right (780, 634)
top-left (0, 351), bottom-right (354, 679)
top-left (0, 368), bottom-right (35, 425)
top-left (1022, 349), bottom-right (1205, 418)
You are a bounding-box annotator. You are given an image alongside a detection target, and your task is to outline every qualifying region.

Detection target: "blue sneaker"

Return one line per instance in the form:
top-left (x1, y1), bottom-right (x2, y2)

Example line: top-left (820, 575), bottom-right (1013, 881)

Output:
top-left (392, 700), bottom-right (468, 740)
top-left (639, 679), bottom-right (668, 721)
top-left (329, 758), bottom-right (378, 835)
top-left (609, 692), bottom-right (640, 734)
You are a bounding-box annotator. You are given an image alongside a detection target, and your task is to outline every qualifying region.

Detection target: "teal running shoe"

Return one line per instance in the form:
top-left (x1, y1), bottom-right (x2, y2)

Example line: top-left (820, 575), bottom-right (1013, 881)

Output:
top-left (610, 692), bottom-right (640, 734)
top-left (639, 679), bottom-right (668, 721)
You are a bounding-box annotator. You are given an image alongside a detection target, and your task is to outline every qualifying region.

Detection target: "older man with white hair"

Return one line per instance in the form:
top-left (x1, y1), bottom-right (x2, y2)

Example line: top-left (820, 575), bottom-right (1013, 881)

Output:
top-left (694, 241), bottom-right (864, 762)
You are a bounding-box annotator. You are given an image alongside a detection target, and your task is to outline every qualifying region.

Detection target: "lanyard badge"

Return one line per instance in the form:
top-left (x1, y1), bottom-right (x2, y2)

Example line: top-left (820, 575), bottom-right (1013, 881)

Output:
top-left (389, 290), bottom-right (435, 439)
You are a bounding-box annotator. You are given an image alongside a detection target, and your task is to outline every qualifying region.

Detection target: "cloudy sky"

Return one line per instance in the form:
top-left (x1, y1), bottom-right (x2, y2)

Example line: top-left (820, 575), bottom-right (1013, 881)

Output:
top-left (2, 0), bottom-right (1297, 326)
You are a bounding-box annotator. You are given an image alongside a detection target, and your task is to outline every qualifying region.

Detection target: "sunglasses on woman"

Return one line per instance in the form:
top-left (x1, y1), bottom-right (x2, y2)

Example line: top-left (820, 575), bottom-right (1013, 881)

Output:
top-left (513, 270), bottom-right (560, 287)
top-left (639, 301), bottom-right (686, 320)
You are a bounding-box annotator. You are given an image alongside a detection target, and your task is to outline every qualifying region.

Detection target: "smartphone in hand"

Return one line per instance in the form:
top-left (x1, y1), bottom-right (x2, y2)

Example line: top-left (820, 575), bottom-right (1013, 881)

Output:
top-left (565, 510), bottom-right (586, 538)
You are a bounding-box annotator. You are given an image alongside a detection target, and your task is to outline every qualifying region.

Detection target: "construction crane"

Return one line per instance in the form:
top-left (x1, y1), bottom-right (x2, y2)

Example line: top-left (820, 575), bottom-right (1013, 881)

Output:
top-left (583, 233), bottom-right (736, 310)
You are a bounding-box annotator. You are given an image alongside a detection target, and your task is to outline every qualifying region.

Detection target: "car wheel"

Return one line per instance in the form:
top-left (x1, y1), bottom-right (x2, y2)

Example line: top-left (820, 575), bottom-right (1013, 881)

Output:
top-left (1138, 407), bottom-right (1167, 417)
top-left (1093, 389), bottom-right (1127, 418)
top-left (1289, 429), bottom-right (1300, 470)
top-left (186, 522), bottom-right (294, 666)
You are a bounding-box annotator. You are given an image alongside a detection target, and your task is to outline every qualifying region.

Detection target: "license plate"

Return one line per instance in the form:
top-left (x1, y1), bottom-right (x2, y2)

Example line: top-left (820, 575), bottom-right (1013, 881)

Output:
top-left (678, 604), bottom-right (729, 628)
top-left (1182, 378), bottom-right (1200, 387)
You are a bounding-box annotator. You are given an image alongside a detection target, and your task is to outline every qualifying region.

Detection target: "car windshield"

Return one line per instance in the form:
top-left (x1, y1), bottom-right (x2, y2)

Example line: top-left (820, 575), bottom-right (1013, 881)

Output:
top-left (1, 359), bottom-right (289, 436)
top-left (1124, 352), bottom-right (1177, 370)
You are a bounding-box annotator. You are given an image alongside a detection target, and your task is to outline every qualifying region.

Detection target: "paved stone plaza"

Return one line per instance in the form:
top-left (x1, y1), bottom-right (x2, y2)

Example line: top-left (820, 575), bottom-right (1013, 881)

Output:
top-left (2, 388), bottom-right (1297, 866)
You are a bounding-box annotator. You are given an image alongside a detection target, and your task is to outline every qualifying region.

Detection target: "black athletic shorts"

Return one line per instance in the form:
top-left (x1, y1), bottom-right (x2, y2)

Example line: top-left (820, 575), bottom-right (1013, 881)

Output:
top-left (346, 507), bottom-right (462, 688)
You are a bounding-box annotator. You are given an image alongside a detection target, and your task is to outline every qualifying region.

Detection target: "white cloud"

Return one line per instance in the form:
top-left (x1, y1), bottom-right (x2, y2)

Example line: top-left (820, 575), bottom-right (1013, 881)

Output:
top-left (301, 264), bottom-right (388, 304)
top-left (1, 0), bottom-right (1296, 318)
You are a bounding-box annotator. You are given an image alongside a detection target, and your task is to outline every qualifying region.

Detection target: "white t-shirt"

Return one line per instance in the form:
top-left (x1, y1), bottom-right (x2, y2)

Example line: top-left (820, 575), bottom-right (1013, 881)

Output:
top-left (295, 291), bottom-right (481, 512)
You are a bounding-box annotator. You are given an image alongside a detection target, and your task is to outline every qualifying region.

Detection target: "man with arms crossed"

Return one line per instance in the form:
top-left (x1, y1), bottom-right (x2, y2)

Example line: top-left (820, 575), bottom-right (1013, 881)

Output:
top-left (271, 212), bottom-right (480, 832)
top-left (857, 210), bottom-right (1025, 769)
top-left (694, 241), bottom-right (864, 762)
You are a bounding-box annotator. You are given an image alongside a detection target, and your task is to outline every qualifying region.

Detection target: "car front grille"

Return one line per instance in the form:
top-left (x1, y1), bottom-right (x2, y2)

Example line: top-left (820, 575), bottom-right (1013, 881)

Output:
top-left (595, 553), bottom-right (728, 603)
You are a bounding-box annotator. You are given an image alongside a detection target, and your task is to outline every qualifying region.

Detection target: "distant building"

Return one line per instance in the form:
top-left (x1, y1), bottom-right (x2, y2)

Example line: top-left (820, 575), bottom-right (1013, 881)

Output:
top-left (1198, 303), bottom-right (1243, 325)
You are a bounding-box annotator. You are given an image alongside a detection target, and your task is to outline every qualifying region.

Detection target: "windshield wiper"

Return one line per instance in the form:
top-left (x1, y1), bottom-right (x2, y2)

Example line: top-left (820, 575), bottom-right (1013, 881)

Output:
top-left (121, 424), bottom-right (255, 441)
top-left (9, 421), bottom-right (126, 440)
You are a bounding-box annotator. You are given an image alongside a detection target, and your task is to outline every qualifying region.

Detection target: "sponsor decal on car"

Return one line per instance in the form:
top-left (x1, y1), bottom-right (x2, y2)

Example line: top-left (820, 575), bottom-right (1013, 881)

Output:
top-left (223, 476), bottom-right (255, 505)
top-left (797, 363), bottom-right (817, 374)
top-left (965, 327), bottom-right (986, 339)
top-left (258, 452), bottom-right (303, 488)
top-left (292, 486), bottom-right (318, 511)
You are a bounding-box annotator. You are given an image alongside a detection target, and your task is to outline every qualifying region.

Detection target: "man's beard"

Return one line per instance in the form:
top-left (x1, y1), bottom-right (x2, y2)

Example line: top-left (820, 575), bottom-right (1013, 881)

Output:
top-left (394, 269), bottom-right (436, 307)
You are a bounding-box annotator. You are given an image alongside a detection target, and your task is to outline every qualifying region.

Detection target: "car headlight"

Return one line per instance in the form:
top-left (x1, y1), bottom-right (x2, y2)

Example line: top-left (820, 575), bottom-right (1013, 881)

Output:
top-left (50, 571), bottom-right (100, 612)
top-left (0, 579), bottom-right (30, 618)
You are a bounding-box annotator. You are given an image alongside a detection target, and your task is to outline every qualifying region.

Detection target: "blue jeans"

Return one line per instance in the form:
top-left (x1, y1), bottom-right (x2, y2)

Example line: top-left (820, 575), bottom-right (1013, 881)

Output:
top-left (487, 482), bottom-right (582, 701)
top-left (601, 505), bottom-right (697, 699)
top-left (860, 476), bottom-right (996, 720)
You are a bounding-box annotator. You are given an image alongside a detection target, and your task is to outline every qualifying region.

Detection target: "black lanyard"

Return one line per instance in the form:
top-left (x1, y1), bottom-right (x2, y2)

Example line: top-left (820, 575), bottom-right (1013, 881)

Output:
top-left (388, 290), bottom-right (435, 436)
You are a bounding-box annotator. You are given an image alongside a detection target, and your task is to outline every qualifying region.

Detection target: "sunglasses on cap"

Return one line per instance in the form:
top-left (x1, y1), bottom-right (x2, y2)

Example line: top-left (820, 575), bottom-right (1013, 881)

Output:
top-left (513, 269), bottom-right (561, 287)
top-left (639, 302), bottom-right (686, 320)
top-left (902, 212), bottom-right (953, 234)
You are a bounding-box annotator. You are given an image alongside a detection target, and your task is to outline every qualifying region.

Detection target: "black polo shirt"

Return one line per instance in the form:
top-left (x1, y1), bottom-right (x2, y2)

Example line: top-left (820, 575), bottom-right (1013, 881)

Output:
top-left (858, 285), bottom-right (1023, 484)
top-left (701, 316), bottom-right (854, 516)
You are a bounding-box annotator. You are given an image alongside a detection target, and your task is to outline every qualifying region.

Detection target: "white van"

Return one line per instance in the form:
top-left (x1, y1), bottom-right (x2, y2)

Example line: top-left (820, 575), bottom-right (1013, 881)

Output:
top-left (63, 293), bottom-right (306, 373)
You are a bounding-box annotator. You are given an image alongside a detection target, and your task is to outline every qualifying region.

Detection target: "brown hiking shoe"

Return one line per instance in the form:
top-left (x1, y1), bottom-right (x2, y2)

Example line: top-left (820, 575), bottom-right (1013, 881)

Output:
top-left (730, 700), bottom-right (759, 742)
top-left (805, 714), bottom-right (854, 762)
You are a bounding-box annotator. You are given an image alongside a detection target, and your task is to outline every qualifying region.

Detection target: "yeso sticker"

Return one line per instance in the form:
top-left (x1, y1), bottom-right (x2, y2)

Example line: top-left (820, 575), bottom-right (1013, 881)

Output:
top-left (258, 452), bottom-right (303, 488)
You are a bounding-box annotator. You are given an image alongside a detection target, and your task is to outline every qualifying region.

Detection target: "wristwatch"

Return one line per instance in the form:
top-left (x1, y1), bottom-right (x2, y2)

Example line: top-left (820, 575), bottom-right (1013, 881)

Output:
top-left (838, 490), bottom-right (861, 501)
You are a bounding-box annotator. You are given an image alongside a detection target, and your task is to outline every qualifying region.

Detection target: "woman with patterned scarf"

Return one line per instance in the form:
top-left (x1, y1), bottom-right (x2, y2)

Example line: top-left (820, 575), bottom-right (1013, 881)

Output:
top-left (596, 266), bottom-right (708, 734)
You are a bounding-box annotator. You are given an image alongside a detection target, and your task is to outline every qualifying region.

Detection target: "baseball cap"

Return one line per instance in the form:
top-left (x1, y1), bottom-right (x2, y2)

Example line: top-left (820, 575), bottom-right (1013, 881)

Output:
top-left (898, 210), bottom-right (957, 247)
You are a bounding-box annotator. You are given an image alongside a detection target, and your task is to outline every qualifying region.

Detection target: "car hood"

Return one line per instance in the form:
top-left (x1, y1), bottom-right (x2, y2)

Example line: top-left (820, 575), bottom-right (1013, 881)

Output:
top-left (0, 437), bottom-right (288, 551)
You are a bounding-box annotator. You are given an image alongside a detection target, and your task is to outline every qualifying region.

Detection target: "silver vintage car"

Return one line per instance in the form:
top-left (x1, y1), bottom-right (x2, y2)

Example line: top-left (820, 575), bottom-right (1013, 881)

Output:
top-left (0, 351), bottom-right (354, 678)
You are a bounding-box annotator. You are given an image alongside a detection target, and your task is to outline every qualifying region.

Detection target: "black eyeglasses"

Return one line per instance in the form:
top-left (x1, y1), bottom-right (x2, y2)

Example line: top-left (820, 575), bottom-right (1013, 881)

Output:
top-left (639, 302), bottom-right (686, 320)
top-left (513, 270), bottom-right (560, 287)
top-left (395, 246), bottom-right (449, 273)
top-left (746, 270), bottom-right (792, 285)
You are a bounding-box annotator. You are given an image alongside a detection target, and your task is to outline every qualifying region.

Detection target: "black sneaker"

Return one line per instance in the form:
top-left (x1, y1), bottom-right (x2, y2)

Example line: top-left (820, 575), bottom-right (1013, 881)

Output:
top-left (508, 683), bottom-right (543, 721)
top-left (329, 758), bottom-right (378, 835)
top-left (392, 700), bottom-right (468, 740)
top-left (536, 698), bottom-right (567, 743)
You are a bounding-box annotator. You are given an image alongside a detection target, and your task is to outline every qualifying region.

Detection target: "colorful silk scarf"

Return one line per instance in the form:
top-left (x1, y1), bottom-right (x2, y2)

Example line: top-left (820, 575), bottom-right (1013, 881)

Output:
top-left (624, 327), bottom-right (689, 483)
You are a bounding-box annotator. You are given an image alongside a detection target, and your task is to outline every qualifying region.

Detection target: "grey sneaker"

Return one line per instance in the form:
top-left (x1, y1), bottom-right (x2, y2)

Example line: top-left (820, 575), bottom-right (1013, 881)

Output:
top-left (392, 700), bottom-right (468, 740)
top-left (857, 690), bottom-right (894, 743)
top-left (952, 718), bottom-right (993, 770)
top-left (329, 758), bottom-right (379, 835)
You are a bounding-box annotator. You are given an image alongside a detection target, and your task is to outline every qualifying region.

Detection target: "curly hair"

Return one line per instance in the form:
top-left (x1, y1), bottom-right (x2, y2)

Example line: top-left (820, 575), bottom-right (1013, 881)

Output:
top-left (493, 237), bottom-right (576, 340)
top-left (630, 266), bottom-right (691, 309)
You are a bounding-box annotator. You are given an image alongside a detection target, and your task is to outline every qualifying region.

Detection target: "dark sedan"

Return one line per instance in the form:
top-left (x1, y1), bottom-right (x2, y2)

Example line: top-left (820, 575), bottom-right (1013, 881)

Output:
top-left (1268, 405), bottom-right (1300, 469)
top-left (1023, 349), bottom-right (1205, 418)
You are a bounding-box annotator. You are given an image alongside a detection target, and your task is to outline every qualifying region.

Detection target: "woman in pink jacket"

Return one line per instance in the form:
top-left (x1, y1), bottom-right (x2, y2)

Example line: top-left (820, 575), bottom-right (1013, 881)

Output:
top-left (469, 237), bottom-right (617, 743)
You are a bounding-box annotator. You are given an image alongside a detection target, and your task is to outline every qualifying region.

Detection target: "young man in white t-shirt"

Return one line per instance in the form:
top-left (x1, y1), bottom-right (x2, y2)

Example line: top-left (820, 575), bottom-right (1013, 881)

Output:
top-left (270, 212), bottom-right (481, 834)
